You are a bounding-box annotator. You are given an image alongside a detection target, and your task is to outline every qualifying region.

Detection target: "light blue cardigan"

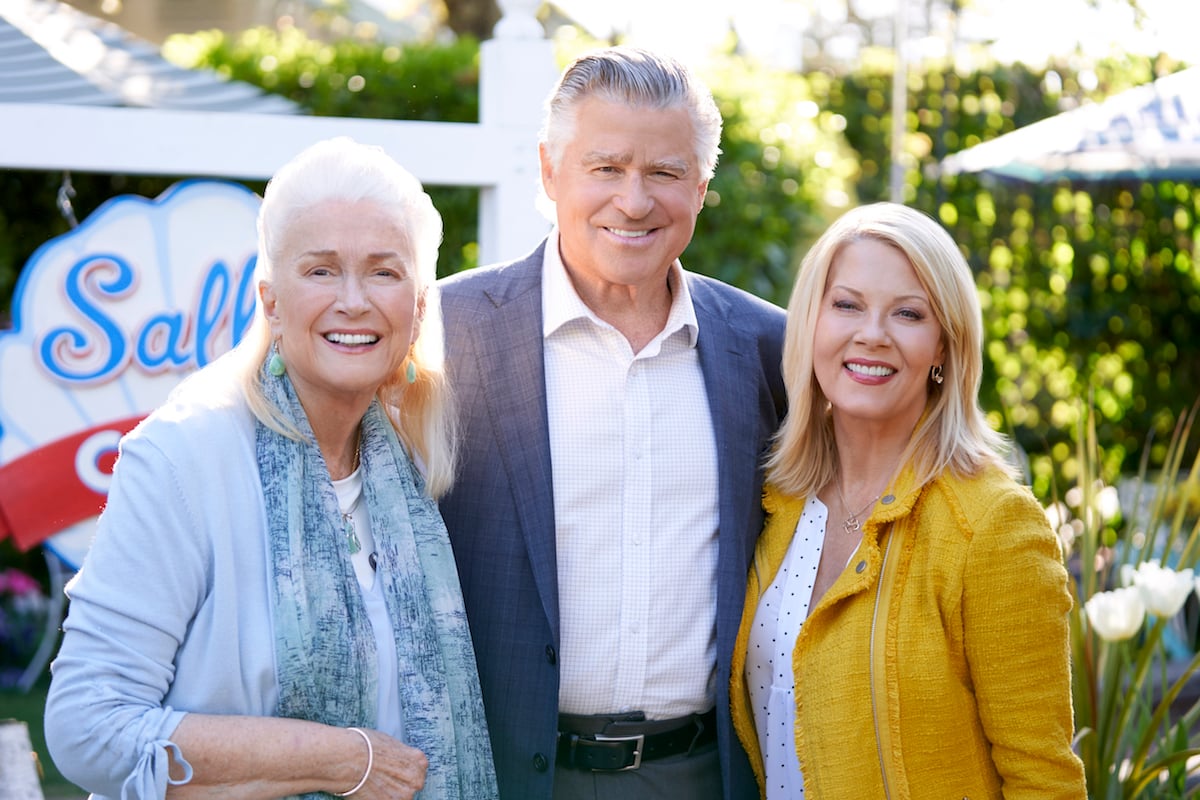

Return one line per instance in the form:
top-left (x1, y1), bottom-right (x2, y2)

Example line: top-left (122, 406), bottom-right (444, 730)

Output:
top-left (46, 358), bottom-right (284, 799)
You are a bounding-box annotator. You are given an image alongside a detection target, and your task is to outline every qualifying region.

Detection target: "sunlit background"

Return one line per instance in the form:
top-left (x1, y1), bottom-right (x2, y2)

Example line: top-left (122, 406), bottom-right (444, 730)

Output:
top-left (553, 0), bottom-right (1198, 69)
top-left (50, 0), bottom-right (1200, 67)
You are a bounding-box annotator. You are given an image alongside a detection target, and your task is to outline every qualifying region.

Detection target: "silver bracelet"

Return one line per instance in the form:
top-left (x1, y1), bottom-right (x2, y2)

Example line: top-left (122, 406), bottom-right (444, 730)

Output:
top-left (333, 727), bottom-right (374, 797)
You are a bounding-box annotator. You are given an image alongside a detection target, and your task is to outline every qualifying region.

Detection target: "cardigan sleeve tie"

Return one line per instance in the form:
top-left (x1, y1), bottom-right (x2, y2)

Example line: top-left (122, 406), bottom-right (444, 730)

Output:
top-left (120, 740), bottom-right (192, 800)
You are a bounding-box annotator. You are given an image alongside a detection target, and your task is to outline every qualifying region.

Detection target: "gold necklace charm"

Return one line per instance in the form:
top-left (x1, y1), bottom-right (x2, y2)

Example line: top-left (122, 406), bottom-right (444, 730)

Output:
top-left (836, 483), bottom-right (879, 535)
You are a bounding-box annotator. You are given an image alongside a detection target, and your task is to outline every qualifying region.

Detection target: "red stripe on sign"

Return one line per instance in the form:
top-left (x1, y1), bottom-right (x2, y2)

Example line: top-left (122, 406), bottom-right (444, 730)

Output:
top-left (0, 416), bottom-right (145, 550)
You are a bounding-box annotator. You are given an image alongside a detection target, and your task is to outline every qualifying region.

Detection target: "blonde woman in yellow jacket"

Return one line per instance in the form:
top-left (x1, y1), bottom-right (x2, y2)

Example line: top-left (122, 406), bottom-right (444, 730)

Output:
top-left (731, 203), bottom-right (1086, 799)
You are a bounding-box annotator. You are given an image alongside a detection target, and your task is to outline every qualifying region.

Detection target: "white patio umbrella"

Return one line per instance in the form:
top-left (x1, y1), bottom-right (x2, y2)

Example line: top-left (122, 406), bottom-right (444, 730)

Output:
top-left (940, 66), bottom-right (1200, 182)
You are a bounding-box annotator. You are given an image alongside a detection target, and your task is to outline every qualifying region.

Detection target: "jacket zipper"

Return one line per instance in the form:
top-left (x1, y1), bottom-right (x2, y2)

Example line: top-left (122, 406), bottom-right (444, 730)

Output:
top-left (870, 529), bottom-right (896, 800)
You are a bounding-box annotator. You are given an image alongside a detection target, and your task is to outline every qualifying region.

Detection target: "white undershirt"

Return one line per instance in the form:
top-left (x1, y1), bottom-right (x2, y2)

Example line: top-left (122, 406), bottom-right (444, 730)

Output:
top-left (543, 230), bottom-right (719, 719)
top-left (333, 469), bottom-right (403, 740)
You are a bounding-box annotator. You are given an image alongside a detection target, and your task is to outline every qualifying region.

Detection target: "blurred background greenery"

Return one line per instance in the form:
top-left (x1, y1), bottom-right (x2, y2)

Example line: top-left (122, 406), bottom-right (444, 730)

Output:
top-left (2, 4), bottom-right (1194, 504)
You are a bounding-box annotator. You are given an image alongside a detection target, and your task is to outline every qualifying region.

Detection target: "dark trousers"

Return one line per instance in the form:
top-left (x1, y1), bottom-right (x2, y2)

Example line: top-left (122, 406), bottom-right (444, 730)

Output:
top-left (552, 740), bottom-right (721, 800)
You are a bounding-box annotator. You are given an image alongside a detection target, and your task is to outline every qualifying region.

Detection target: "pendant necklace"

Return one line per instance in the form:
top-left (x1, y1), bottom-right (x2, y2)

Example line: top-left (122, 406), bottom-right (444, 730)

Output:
top-left (342, 489), bottom-right (364, 555)
top-left (835, 482), bottom-right (880, 535)
top-left (340, 438), bottom-right (364, 554)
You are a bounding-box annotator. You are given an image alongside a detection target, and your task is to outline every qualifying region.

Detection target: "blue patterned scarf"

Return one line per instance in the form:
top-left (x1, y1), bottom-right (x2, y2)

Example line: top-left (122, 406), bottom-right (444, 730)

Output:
top-left (256, 367), bottom-right (497, 799)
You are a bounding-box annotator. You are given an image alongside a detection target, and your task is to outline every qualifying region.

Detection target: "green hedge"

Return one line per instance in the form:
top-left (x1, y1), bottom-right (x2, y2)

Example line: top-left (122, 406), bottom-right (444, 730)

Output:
top-left (827, 56), bottom-right (1198, 494)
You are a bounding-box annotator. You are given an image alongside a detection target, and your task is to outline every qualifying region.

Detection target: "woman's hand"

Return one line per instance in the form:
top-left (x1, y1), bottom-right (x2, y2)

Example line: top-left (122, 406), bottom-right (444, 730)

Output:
top-left (163, 715), bottom-right (430, 800)
top-left (338, 727), bottom-right (427, 800)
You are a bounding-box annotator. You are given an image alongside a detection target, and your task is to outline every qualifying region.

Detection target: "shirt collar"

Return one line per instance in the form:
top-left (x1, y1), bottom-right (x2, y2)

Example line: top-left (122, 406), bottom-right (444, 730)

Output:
top-left (541, 228), bottom-right (700, 347)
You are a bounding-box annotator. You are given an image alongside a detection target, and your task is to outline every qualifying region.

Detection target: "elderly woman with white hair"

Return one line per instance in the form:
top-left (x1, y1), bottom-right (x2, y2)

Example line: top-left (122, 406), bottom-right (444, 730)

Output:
top-left (45, 137), bottom-right (497, 800)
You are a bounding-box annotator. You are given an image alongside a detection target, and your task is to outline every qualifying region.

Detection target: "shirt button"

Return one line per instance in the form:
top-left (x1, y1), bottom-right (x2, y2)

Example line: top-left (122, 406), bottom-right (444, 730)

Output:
top-left (855, 560), bottom-right (867, 573)
top-left (545, 644), bottom-right (557, 665)
top-left (533, 752), bottom-right (549, 772)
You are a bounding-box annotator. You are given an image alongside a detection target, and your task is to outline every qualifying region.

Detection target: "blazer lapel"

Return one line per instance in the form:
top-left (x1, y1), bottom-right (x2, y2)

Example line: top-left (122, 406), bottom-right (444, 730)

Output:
top-left (692, 281), bottom-right (760, 539)
top-left (470, 255), bottom-right (561, 638)
top-left (690, 277), bottom-right (767, 650)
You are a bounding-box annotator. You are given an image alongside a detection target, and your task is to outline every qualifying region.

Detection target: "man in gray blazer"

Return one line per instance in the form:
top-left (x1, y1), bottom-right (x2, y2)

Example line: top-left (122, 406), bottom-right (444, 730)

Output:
top-left (438, 46), bottom-right (786, 800)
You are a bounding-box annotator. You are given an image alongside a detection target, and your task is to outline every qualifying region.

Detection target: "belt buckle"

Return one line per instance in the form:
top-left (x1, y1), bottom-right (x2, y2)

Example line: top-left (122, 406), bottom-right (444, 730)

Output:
top-left (592, 732), bottom-right (644, 771)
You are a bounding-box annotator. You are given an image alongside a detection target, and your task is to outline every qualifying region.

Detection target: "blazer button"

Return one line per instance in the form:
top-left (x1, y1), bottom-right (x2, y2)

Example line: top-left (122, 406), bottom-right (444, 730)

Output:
top-left (533, 752), bottom-right (549, 772)
top-left (855, 560), bottom-right (867, 573)
top-left (545, 644), bottom-right (557, 665)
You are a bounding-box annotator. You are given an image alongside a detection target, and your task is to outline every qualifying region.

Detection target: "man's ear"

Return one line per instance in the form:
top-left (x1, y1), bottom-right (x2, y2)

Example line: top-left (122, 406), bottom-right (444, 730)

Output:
top-left (538, 142), bottom-right (558, 203)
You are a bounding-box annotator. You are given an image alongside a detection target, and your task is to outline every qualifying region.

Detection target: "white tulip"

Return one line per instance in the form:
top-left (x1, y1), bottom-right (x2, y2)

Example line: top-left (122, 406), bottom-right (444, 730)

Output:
top-left (1096, 485), bottom-right (1121, 523)
top-left (1129, 561), bottom-right (1194, 618)
top-left (1085, 586), bottom-right (1146, 641)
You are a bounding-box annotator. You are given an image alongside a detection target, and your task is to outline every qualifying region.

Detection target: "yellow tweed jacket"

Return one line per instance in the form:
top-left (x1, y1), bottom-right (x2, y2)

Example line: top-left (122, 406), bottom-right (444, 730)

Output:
top-left (731, 463), bottom-right (1087, 799)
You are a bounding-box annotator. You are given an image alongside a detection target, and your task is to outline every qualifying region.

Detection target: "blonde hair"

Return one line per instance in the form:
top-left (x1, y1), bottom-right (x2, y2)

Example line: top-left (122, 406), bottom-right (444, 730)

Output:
top-left (235, 137), bottom-right (456, 497)
top-left (766, 202), bottom-right (1012, 498)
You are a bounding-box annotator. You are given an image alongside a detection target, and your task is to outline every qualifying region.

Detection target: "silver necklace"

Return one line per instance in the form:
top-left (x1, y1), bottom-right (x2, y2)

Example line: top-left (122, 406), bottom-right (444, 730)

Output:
top-left (835, 482), bottom-right (880, 535)
top-left (340, 438), bottom-right (363, 554)
top-left (341, 488), bottom-right (364, 555)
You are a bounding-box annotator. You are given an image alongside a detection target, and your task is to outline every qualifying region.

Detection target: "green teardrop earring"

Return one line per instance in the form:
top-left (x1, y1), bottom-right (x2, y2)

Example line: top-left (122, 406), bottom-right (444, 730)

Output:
top-left (405, 359), bottom-right (417, 384)
top-left (268, 343), bottom-right (286, 377)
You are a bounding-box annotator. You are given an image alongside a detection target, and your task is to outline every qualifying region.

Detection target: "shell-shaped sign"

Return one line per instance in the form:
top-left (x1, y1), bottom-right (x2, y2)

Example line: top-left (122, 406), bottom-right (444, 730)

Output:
top-left (0, 180), bottom-right (261, 569)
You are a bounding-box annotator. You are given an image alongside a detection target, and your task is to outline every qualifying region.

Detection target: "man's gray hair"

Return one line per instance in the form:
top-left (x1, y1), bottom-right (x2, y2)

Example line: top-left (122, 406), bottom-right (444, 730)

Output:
top-left (539, 46), bottom-right (723, 180)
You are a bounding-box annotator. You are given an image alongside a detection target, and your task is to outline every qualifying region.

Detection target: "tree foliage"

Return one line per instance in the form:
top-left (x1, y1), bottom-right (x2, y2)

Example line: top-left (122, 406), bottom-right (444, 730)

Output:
top-left (440, 0), bottom-right (500, 40)
top-left (828, 54), bottom-right (1198, 495)
top-left (696, 58), bottom-right (859, 304)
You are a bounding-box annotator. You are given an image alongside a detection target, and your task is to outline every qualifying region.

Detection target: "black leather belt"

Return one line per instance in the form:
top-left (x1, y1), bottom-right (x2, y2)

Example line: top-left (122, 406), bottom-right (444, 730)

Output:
top-left (556, 708), bottom-right (717, 771)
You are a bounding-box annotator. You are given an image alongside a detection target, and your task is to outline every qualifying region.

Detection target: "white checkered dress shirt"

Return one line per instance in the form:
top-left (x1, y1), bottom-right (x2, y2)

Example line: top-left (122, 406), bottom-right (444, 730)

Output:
top-left (542, 231), bottom-right (719, 719)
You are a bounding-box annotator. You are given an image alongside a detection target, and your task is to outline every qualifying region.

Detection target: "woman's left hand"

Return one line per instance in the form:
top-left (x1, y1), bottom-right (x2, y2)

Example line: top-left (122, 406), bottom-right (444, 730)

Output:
top-left (338, 727), bottom-right (428, 800)
top-left (163, 715), bottom-right (426, 799)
